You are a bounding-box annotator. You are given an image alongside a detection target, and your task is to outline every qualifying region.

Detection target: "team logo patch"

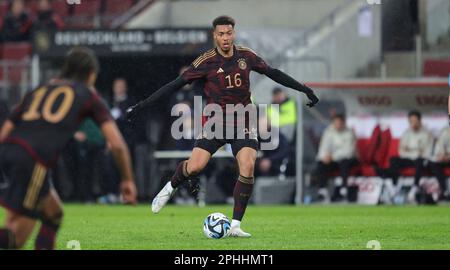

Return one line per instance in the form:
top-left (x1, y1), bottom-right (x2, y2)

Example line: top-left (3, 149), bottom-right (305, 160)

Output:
top-left (238, 58), bottom-right (247, 70)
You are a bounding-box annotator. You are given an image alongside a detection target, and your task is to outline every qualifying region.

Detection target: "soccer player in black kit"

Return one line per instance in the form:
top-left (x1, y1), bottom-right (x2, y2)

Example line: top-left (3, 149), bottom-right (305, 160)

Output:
top-left (127, 16), bottom-right (319, 237)
top-left (0, 47), bottom-right (137, 249)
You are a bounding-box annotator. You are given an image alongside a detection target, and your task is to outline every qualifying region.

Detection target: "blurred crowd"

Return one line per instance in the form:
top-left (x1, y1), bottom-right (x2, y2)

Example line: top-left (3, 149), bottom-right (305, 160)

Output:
top-left (0, 0), bottom-right (64, 43)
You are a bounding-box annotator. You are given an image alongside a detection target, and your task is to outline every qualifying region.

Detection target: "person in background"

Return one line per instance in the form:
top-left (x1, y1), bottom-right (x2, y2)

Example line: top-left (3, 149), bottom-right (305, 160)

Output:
top-left (172, 102), bottom-right (195, 151)
top-left (267, 87), bottom-right (297, 143)
top-left (73, 119), bottom-right (106, 203)
top-left (383, 111), bottom-right (433, 202)
top-left (110, 78), bottom-right (136, 150)
top-left (169, 66), bottom-right (198, 151)
top-left (31, 0), bottom-right (64, 34)
top-left (428, 126), bottom-right (450, 201)
top-left (256, 115), bottom-right (290, 177)
top-left (1, 0), bottom-right (32, 42)
top-left (312, 114), bottom-right (358, 202)
top-left (99, 78), bottom-right (136, 203)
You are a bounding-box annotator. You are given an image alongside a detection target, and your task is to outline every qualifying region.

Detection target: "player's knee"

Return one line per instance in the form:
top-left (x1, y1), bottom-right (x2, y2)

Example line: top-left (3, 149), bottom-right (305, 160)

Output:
top-left (239, 159), bottom-right (255, 176)
top-left (186, 161), bottom-right (203, 176)
top-left (42, 210), bottom-right (64, 228)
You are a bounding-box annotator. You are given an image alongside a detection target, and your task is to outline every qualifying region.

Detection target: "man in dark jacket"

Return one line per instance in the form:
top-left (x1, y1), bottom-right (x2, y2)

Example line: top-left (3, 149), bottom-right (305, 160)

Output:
top-left (31, 0), bottom-right (64, 34)
top-left (1, 0), bottom-right (33, 42)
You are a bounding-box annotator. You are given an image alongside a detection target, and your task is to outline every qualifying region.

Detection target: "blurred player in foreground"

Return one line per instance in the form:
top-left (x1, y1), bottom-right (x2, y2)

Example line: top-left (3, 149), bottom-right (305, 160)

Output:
top-left (0, 47), bottom-right (137, 250)
top-left (127, 16), bottom-right (319, 237)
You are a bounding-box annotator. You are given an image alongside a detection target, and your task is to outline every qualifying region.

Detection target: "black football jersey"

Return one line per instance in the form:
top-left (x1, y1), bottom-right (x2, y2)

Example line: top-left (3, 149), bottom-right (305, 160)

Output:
top-left (181, 45), bottom-right (269, 109)
top-left (4, 79), bottom-right (112, 166)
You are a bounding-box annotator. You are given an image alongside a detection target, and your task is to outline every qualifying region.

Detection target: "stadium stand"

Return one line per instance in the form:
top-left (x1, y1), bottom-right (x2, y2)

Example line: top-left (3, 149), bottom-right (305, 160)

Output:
top-left (68, 0), bottom-right (102, 28)
top-left (0, 1), bottom-right (8, 21)
top-left (0, 42), bottom-right (32, 86)
top-left (423, 59), bottom-right (450, 77)
top-left (101, 0), bottom-right (135, 27)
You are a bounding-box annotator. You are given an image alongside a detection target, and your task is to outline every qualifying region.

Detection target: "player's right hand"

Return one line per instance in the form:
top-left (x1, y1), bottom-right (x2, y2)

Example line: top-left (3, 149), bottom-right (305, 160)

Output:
top-left (120, 180), bottom-right (137, 205)
top-left (126, 103), bottom-right (140, 122)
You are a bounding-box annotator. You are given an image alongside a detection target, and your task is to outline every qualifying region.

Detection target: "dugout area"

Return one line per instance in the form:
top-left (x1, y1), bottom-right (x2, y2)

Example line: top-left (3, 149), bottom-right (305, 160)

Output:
top-left (297, 80), bottom-right (450, 205)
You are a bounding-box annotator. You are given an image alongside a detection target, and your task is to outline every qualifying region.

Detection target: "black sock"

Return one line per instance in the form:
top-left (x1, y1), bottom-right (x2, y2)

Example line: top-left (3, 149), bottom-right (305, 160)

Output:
top-left (170, 161), bottom-right (189, 188)
top-left (35, 219), bottom-right (61, 250)
top-left (232, 176), bottom-right (254, 221)
top-left (0, 228), bottom-right (15, 249)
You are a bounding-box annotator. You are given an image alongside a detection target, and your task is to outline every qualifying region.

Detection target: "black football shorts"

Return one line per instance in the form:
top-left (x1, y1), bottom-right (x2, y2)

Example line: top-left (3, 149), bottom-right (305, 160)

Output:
top-left (194, 126), bottom-right (259, 157)
top-left (0, 143), bottom-right (51, 219)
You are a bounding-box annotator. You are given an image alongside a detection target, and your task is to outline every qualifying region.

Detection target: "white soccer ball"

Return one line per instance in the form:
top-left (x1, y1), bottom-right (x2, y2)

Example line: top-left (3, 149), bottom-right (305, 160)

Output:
top-left (203, 212), bottom-right (231, 239)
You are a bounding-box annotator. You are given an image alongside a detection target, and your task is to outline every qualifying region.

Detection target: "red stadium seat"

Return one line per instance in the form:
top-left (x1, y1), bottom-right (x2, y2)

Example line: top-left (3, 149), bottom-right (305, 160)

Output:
top-left (1, 42), bottom-right (32, 60)
top-left (0, 64), bottom-right (29, 86)
top-left (384, 136), bottom-right (399, 166)
top-left (0, 43), bottom-right (32, 86)
top-left (356, 139), bottom-right (377, 176)
top-left (364, 125), bottom-right (381, 164)
top-left (374, 129), bottom-right (392, 169)
top-left (356, 138), bottom-right (370, 164)
top-left (423, 59), bottom-right (450, 77)
top-left (0, 1), bottom-right (8, 19)
top-left (104, 0), bottom-right (134, 15)
top-left (52, 0), bottom-right (69, 18)
top-left (73, 0), bottom-right (101, 16)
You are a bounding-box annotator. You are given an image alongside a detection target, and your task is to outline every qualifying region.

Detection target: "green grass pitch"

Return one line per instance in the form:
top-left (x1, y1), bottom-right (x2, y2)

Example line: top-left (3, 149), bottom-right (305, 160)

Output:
top-left (1, 204), bottom-right (449, 250)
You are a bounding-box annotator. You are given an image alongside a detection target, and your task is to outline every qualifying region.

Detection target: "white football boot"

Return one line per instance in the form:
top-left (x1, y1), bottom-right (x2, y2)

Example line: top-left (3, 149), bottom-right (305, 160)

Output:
top-left (151, 182), bottom-right (177, 213)
top-left (229, 227), bottom-right (252, 238)
top-left (229, 220), bottom-right (251, 237)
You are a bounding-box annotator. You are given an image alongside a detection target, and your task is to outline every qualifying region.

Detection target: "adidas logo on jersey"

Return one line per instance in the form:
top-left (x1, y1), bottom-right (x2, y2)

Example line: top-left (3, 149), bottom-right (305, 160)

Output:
top-left (217, 68), bottom-right (224, 74)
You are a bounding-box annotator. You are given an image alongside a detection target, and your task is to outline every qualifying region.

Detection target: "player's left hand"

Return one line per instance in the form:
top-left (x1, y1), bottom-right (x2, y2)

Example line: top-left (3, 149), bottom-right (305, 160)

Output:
top-left (306, 91), bottom-right (319, 107)
top-left (126, 103), bottom-right (140, 122)
top-left (120, 180), bottom-right (137, 205)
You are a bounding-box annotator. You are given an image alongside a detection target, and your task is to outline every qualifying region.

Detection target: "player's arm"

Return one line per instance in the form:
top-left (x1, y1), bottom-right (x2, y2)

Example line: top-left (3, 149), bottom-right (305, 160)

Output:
top-left (88, 91), bottom-right (137, 204)
top-left (100, 120), bottom-right (137, 204)
top-left (126, 76), bottom-right (188, 121)
top-left (264, 66), bottom-right (319, 107)
top-left (249, 50), bottom-right (319, 107)
top-left (0, 120), bottom-right (14, 142)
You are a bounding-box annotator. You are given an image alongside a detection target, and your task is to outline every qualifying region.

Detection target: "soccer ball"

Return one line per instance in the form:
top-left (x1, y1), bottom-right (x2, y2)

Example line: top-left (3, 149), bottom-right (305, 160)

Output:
top-left (203, 213), bottom-right (231, 239)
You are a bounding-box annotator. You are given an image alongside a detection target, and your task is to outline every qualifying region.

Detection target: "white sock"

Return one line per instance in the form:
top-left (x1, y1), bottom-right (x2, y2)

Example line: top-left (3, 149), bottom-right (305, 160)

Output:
top-left (231, 219), bottom-right (241, 228)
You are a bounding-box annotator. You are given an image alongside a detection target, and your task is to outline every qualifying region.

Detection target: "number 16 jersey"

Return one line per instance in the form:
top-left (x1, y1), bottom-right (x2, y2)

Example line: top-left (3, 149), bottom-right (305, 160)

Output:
top-left (181, 45), bottom-right (269, 110)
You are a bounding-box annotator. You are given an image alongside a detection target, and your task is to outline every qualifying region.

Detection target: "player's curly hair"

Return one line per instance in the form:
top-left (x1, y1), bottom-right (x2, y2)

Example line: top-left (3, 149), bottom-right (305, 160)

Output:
top-left (61, 46), bottom-right (99, 82)
top-left (212, 15), bottom-right (235, 29)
